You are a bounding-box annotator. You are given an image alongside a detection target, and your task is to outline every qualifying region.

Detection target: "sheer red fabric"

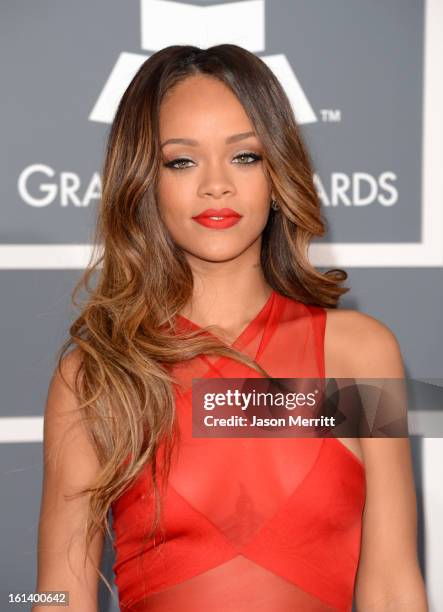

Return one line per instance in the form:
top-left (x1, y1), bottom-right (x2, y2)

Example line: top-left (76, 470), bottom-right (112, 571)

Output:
top-left (111, 290), bottom-right (366, 611)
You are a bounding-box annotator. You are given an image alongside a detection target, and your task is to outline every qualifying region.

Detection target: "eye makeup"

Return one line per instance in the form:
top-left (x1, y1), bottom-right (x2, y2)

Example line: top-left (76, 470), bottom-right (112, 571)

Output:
top-left (163, 151), bottom-right (263, 171)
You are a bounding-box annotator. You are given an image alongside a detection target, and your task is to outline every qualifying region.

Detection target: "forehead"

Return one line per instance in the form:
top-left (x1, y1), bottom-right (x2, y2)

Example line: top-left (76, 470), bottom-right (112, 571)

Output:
top-left (159, 75), bottom-right (254, 137)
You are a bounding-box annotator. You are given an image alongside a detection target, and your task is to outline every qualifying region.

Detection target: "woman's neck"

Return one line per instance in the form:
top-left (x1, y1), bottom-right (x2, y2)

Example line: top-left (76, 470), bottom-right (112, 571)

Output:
top-left (179, 253), bottom-right (273, 343)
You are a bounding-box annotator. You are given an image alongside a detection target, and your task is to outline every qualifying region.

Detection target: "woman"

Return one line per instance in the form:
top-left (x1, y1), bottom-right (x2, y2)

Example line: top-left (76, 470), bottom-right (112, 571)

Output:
top-left (34, 45), bottom-right (427, 611)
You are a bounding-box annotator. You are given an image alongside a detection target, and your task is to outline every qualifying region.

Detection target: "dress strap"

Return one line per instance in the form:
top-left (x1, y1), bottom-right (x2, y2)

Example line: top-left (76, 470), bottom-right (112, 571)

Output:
top-left (306, 305), bottom-right (327, 379)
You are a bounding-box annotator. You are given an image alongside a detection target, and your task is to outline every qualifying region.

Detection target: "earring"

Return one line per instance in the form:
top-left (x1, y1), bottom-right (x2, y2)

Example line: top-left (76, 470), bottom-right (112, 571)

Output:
top-left (271, 199), bottom-right (280, 211)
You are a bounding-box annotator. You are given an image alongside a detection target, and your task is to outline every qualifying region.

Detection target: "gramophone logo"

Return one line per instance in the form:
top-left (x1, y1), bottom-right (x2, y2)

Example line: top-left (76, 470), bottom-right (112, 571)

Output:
top-left (89, 0), bottom-right (320, 126)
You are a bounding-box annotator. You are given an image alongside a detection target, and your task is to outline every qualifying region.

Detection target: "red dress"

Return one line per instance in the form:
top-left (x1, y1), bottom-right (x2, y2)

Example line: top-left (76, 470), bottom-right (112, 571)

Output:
top-left (111, 289), bottom-right (366, 611)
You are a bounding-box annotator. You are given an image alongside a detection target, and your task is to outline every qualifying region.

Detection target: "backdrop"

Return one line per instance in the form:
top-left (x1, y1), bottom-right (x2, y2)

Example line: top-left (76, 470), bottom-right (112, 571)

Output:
top-left (1, 1), bottom-right (442, 610)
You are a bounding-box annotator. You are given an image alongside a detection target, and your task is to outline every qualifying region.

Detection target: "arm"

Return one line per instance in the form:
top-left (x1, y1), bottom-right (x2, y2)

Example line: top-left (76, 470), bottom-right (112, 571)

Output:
top-left (33, 349), bottom-right (105, 611)
top-left (342, 312), bottom-right (428, 611)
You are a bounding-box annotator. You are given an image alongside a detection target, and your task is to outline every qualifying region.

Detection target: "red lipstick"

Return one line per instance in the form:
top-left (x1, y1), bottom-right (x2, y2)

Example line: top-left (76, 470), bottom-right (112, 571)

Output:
top-left (192, 208), bottom-right (242, 230)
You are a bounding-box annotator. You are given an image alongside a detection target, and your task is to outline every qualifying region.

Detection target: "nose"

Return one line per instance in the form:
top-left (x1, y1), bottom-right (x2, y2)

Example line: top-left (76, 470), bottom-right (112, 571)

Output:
top-left (197, 160), bottom-right (235, 199)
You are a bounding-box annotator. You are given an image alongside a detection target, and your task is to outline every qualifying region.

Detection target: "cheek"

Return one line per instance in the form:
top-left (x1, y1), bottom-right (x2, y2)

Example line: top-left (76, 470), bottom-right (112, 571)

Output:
top-left (157, 173), bottom-right (178, 206)
top-left (157, 181), bottom-right (201, 252)
top-left (157, 175), bottom-right (190, 224)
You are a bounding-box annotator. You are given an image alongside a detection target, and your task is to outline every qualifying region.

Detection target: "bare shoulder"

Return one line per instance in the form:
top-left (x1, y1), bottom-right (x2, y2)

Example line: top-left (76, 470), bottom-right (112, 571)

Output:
top-left (44, 346), bottom-right (101, 487)
top-left (45, 346), bottom-right (84, 436)
top-left (52, 345), bottom-right (84, 394)
top-left (324, 307), bottom-right (405, 378)
top-left (45, 346), bottom-right (82, 429)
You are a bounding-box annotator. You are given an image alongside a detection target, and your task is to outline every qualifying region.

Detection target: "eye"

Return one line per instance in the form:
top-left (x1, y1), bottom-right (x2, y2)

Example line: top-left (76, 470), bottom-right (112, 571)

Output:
top-left (233, 152), bottom-right (262, 165)
top-left (163, 158), bottom-right (194, 170)
top-left (162, 151), bottom-right (262, 171)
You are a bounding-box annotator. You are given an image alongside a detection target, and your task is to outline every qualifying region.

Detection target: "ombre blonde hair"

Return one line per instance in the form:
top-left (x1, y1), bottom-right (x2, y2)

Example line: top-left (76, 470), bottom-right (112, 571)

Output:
top-left (55, 44), bottom-right (349, 593)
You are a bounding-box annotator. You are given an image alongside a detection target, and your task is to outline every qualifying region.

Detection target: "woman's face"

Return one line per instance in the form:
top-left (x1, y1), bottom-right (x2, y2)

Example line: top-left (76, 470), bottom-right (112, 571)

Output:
top-left (157, 74), bottom-right (274, 265)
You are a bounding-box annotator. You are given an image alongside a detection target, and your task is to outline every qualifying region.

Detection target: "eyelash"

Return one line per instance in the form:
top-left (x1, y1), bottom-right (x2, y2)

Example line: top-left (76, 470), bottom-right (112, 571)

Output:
top-left (163, 152), bottom-right (262, 171)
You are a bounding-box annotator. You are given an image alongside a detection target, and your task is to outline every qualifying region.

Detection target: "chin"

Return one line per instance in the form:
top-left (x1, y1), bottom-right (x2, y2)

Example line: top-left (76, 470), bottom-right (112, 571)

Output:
top-left (185, 243), bottom-right (253, 263)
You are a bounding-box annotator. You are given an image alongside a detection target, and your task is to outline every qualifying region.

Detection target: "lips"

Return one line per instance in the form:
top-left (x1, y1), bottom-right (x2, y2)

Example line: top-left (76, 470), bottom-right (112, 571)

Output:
top-left (192, 208), bottom-right (241, 219)
top-left (192, 208), bottom-right (242, 230)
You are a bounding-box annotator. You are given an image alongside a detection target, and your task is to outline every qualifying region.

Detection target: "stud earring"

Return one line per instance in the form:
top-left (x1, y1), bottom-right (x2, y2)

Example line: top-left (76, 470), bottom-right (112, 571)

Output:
top-left (271, 199), bottom-right (280, 211)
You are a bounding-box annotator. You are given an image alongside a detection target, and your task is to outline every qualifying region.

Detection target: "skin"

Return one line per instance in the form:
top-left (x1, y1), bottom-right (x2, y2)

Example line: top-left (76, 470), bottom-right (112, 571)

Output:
top-left (34, 74), bottom-right (428, 610)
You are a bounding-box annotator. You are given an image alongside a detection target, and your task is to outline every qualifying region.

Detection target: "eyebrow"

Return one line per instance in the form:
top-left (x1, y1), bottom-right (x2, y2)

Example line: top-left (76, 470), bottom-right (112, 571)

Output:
top-left (160, 131), bottom-right (257, 149)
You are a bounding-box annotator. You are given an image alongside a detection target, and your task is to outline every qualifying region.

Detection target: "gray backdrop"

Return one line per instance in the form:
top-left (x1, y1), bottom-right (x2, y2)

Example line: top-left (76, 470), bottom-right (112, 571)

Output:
top-left (1, 1), bottom-right (442, 610)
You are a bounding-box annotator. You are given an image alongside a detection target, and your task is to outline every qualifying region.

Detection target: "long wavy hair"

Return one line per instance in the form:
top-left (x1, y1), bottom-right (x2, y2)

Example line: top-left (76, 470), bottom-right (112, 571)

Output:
top-left (55, 44), bottom-right (348, 594)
